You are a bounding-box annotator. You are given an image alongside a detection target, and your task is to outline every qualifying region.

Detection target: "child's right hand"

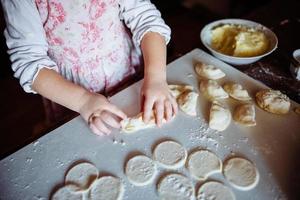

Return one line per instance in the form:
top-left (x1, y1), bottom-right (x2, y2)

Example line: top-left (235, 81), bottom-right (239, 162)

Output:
top-left (79, 92), bottom-right (127, 136)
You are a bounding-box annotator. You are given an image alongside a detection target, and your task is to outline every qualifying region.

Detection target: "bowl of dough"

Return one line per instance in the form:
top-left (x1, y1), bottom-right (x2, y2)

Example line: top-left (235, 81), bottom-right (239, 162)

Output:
top-left (200, 19), bottom-right (278, 65)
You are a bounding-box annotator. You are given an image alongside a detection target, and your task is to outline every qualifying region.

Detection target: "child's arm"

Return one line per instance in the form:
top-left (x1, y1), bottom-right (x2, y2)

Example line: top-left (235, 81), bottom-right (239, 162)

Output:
top-left (140, 32), bottom-right (178, 126)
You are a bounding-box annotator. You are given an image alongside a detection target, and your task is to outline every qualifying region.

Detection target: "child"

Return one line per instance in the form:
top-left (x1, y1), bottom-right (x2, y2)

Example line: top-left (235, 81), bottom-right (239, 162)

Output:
top-left (1, 0), bottom-right (178, 135)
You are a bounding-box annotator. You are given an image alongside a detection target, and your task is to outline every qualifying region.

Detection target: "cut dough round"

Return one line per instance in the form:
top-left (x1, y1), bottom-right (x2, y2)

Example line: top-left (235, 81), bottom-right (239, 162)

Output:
top-left (223, 157), bottom-right (259, 190)
top-left (223, 82), bottom-right (251, 101)
top-left (195, 62), bottom-right (226, 80)
top-left (157, 173), bottom-right (195, 200)
top-left (89, 176), bottom-right (123, 200)
top-left (197, 181), bottom-right (235, 200)
top-left (255, 89), bottom-right (290, 114)
top-left (200, 80), bottom-right (228, 100)
top-left (169, 85), bottom-right (194, 99)
top-left (177, 91), bottom-right (199, 116)
top-left (153, 140), bottom-right (187, 169)
top-left (187, 150), bottom-right (222, 180)
top-left (209, 101), bottom-right (231, 131)
top-left (125, 155), bottom-right (157, 186)
top-left (51, 185), bottom-right (82, 200)
top-left (233, 103), bottom-right (256, 126)
top-left (65, 162), bottom-right (98, 190)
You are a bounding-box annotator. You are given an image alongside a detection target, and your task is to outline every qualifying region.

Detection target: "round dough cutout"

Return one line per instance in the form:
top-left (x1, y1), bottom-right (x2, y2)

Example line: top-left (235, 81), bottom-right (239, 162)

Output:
top-left (51, 185), bottom-right (82, 200)
top-left (89, 176), bottom-right (123, 200)
top-left (197, 181), bottom-right (235, 200)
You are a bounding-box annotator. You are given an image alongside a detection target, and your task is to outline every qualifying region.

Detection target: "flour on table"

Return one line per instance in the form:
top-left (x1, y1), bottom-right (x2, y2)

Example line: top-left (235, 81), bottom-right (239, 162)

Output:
top-left (153, 140), bottom-right (187, 169)
top-left (223, 157), bottom-right (259, 190)
top-left (233, 103), bottom-right (256, 126)
top-left (125, 155), bottom-right (157, 186)
top-left (65, 162), bottom-right (98, 190)
top-left (209, 101), bottom-right (231, 131)
top-left (195, 62), bottom-right (226, 80)
top-left (51, 185), bottom-right (82, 200)
top-left (200, 80), bottom-right (229, 100)
top-left (89, 176), bottom-right (123, 200)
top-left (157, 173), bottom-right (195, 200)
top-left (223, 82), bottom-right (251, 101)
top-left (197, 181), bottom-right (235, 200)
top-left (187, 149), bottom-right (222, 180)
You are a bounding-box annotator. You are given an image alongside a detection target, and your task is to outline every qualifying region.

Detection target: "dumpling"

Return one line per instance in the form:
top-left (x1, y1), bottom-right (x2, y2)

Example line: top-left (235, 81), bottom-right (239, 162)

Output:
top-left (223, 82), bottom-right (251, 101)
top-left (233, 104), bottom-right (256, 126)
top-left (209, 101), bottom-right (231, 131)
top-left (255, 89), bottom-right (290, 114)
top-left (195, 62), bottom-right (226, 80)
top-left (177, 90), bottom-right (199, 116)
top-left (168, 84), bottom-right (193, 99)
top-left (200, 80), bottom-right (229, 100)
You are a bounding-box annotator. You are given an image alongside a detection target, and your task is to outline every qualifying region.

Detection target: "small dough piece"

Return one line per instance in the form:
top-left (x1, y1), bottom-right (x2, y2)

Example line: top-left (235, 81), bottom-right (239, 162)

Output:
top-left (168, 84), bottom-right (194, 99)
top-left (195, 62), bottom-right (226, 80)
top-left (233, 104), bottom-right (256, 126)
top-left (153, 140), bottom-right (187, 169)
top-left (89, 176), bottom-right (123, 200)
top-left (125, 155), bottom-right (157, 186)
top-left (197, 181), bottom-right (235, 200)
top-left (200, 80), bottom-right (229, 100)
top-left (255, 89), bottom-right (290, 114)
top-left (209, 101), bottom-right (231, 131)
top-left (223, 157), bottom-right (259, 190)
top-left (65, 162), bottom-right (98, 190)
top-left (51, 185), bottom-right (82, 200)
top-left (157, 173), bottom-right (195, 200)
top-left (187, 150), bottom-right (222, 180)
top-left (177, 90), bottom-right (199, 116)
top-left (223, 82), bottom-right (251, 101)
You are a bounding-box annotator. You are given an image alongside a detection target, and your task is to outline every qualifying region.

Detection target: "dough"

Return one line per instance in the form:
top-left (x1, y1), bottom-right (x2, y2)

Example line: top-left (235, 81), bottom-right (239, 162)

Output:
top-left (51, 185), bottom-right (82, 200)
top-left (157, 173), bottom-right (195, 200)
top-left (194, 62), bottom-right (226, 80)
top-left (153, 140), bottom-right (187, 169)
top-left (209, 101), bottom-right (231, 131)
top-left (125, 155), bottom-right (157, 186)
top-left (223, 157), bottom-right (259, 190)
top-left (65, 162), bottom-right (98, 190)
top-left (200, 80), bottom-right (228, 100)
top-left (169, 85), bottom-right (194, 99)
top-left (223, 82), bottom-right (251, 101)
top-left (255, 89), bottom-right (290, 114)
top-left (233, 104), bottom-right (256, 126)
top-left (197, 181), bottom-right (235, 200)
top-left (187, 150), bottom-right (222, 180)
top-left (89, 176), bottom-right (123, 200)
top-left (177, 90), bottom-right (199, 116)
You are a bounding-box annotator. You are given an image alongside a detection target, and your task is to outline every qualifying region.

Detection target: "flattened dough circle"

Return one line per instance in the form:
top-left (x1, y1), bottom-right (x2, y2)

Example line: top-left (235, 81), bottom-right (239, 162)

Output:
top-left (89, 176), bottom-right (123, 200)
top-left (197, 181), bottom-right (235, 200)
top-left (51, 185), bottom-right (82, 200)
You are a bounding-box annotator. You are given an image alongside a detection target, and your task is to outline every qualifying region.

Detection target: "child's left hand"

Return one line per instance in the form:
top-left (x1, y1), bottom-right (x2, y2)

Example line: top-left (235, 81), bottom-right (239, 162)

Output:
top-left (141, 76), bottom-right (178, 127)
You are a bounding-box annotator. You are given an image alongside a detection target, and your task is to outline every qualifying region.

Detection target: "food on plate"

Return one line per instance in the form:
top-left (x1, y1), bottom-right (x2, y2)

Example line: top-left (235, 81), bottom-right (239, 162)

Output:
top-left (233, 103), bottom-right (256, 126)
top-left (209, 101), bottom-right (231, 131)
top-left (223, 82), bottom-right (251, 101)
top-left (255, 89), bottom-right (290, 114)
top-left (211, 24), bottom-right (269, 57)
top-left (194, 62), bottom-right (226, 80)
top-left (197, 181), bottom-right (235, 200)
top-left (89, 176), bottom-right (123, 200)
top-left (200, 80), bottom-right (229, 100)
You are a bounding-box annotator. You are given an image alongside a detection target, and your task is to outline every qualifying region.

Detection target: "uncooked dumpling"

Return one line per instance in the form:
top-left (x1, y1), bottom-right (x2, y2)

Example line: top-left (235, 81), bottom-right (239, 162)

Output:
top-left (187, 150), bottom-right (222, 180)
top-left (65, 162), bottom-right (98, 190)
top-left (200, 80), bottom-right (229, 100)
top-left (223, 157), bottom-right (259, 191)
top-left (197, 181), bottom-right (235, 200)
top-left (168, 85), bottom-right (194, 99)
top-left (51, 185), bottom-right (82, 200)
top-left (125, 155), bottom-right (157, 186)
top-left (177, 90), bottom-right (199, 116)
top-left (255, 89), bottom-right (290, 114)
top-left (157, 173), bottom-right (195, 200)
top-left (153, 140), bottom-right (187, 169)
top-left (223, 82), bottom-right (251, 101)
top-left (195, 62), bottom-right (226, 80)
top-left (209, 101), bottom-right (231, 131)
top-left (89, 176), bottom-right (123, 200)
top-left (233, 104), bottom-right (256, 126)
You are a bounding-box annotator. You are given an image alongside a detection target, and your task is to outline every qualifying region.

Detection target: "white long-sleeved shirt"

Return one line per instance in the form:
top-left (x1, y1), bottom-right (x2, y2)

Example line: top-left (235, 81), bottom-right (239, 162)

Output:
top-left (1, 0), bottom-right (171, 93)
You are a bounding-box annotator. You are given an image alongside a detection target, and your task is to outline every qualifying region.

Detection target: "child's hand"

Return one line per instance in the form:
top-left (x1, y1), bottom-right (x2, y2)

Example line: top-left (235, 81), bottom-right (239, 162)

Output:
top-left (141, 77), bottom-right (178, 127)
top-left (79, 92), bottom-right (127, 135)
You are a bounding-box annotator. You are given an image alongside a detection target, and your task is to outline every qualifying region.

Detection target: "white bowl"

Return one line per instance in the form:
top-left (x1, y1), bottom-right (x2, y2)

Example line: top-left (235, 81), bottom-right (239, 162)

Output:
top-left (200, 19), bottom-right (278, 65)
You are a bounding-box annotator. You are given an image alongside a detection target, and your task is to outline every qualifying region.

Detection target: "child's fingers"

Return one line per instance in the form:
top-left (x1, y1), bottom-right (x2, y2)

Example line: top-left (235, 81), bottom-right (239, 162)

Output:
top-left (106, 104), bottom-right (127, 120)
top-left (101, 112), bottom-right (121, 129)
top-left (155, 100), bottom-right (164, 127)
top-left (93, 117), bottom-right (111, 135)
top-left (164, 100), bottom-right (172, 121)
top-left (143, 96), bottom-right (155, 123)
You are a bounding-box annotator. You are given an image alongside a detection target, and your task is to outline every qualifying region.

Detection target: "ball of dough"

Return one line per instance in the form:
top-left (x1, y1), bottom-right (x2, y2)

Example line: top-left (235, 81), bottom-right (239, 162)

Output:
top-left (233, 103), bottom-right (256, 126)
top-left (209, 101), bottom-right (231, 131)
top-left (200, 80), bottom-right (229, 101)
top-left (187, 149), bottom-right (222, 180)
top-left (153, 140), bottom-right (187, 169)
top-left (223, 82), bottom-right (251, 101)
top-left (255, 89), bottom-right (290, 114)
top-left (194, 62), bottom-right (226, 80)
top-left (89, 176), bottom-right (123, 200)
top-left (177, 90), bottom-right (199, 116)
top-left (197, 181), bottom-right (235, 200)
top-left (125, 155), bottom-right (157, 186)
top-left (223, 157), bottom-right (259, 190)
top-left (157, 173), bottom-right (195, 200)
